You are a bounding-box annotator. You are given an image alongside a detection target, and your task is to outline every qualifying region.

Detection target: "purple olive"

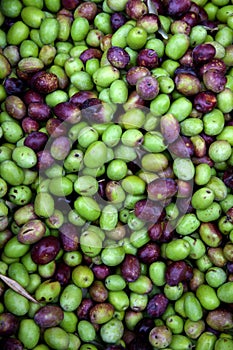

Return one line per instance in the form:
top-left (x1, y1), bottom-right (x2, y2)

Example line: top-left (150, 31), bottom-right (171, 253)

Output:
top-left (53, 101), bottom-right (81, 124)
top-left (171, 20), bottom-right (191, 35)
top-left (22, 117), bottom-right (39, 133)
top-left (136, 75), bottom-right (159, 100)
top-left (77, 298), bottom-right (94, 320)
top-left (134, 199), bottom-right (164, 223)
top-left (34, 305), bottom-right (64, 328)
top-left (192, 43), bottom-right (216, 65)
top-left (31, 236), bottom-right (61, 265)
top-left (24, 131), bottom-right (48, 152)
top-left (166, 261), bottom-right (193, 286)
top-left (23, 89), bottom-right (44, 104)
top-left (107, 46), bottom-right (130, 69)
top-left (61, 0), bottom-right (80, 10)
top-left (147, 178), bottom-right (178, 202)
top-left (193, 91), bottom-right (217, 113)
top-left (53, 262), bottom-right (71, 286)
top-left (120, 254), bottom-right (141, 282)
top-left (126, 66), bottom-right (150, 86)
top-left (0, 338), bottom-right (23, 350)
top-left (169, 136), bottom-right (194, 157)
top-left (4, 77), bottom-right (25, 95)
top-left (223, 167), bottom-right (233, 189)
top-left (199, 59), bottom-right (227, 75)
top-left (69, 90), bottom-right (98, 107)
top-left (92, 264), bottom-right (111, 280)
top-left (74, 2), bottom-right (97, 21)
top-left (28, 102), bottom-right (51, 121)
top-left (179, 49), bottom-right (194, 67)
top-left (111, 12), bottom-right (127, 31)
top-left (137, 49), bottom-right (159, 69)
top-left (135, 317), bottom-right (155, 336)
top-left (181, 11), bottom-right (199, 27)
top-left (148, 222), bottom-right (163, 241)
top-left (137, 242), bottom-right (160, 264)
top-left (0, 313), bottom-right (19, 336)
top-left (30, 71), bottom-right (59, 94)
top-left (36, 150), bottom-right (55, 170)
top-left (59, 223), bottom-right (79, 251)
top-left (166, 0), bottom-right (191, 16)
top-left (79, 48), bottom-right (102, 64)
top-left (146, 293), bottom-right (169, 318)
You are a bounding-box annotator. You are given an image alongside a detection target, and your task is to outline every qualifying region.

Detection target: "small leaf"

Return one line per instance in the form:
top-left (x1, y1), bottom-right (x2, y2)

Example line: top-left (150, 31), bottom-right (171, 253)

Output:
top-left (0, 274), bottom-right (39, 304)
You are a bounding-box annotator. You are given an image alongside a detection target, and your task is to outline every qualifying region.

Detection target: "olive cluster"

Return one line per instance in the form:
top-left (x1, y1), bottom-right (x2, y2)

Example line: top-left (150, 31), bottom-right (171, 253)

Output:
top-left (0, 0), bottom-right (233, 350)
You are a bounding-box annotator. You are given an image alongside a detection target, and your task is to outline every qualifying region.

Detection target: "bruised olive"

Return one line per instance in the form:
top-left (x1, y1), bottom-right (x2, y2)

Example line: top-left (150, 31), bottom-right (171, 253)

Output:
top-left (146, 293), bottom-right (169, 318)
top-left (110, 12), bottom-right (127, 31)
top-left (192, 43), bottom-right (216, 64)
top-left (137, 49), bottom-right (159, 69)
top-left (125, 0), bottom-right (148, 20)
top-left (166, 261), bottom-right (193, 286)
top-left (107, 46), bottom-right (130, 69)
top-left (203, 70), bottom-right (227, 93)
top-left (175, 72), bottom-right (201, 95)
top-left (193, 91), bottom-right (217, 113)
top-left (5, 95), bottom-right (26, 120)
top-left (134, 199), bottom-right (163, 223)
top-left (30, 71), bottom-right (59, 94)
top-left (74, 2), bottom-right (98, 21)
top-left (136, 75), bottom-right (159, 100)
top-left (46, 118), bottom-right (67, 138)
top-left (126, 66), bottom-right (151, 86)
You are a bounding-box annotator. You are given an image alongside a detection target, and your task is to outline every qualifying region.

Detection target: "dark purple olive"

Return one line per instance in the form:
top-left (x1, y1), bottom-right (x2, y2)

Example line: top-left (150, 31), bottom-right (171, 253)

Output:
top-left (137, 14), bottom-right (160, 33)
top-left (134, 199), bottom-right (163, 223)
top-left (192, 155), bottom-right (214, 167)
top-left (77, 298), bottom-right (94, 320)
top-left (175, 72), bottom-right (201, 95)
top-left (126, 0), bottom-right (148, 20)
top-left (147, 178), bottom-right (178, 202)
top-left (106, 346), bottom-right (125, 350)
top-left (135, 317), bottom-right (155, 336)
top-left (69, 90), bottom-right (98, 107)
top-left (31, 236), bottom-right (61, 265)
top-left (31, 71), bottom-right (59, 94)
top-left (5, 95), bottom-right (26, 120)
top-left (24, 131), bottom-right (48, 152)
top-left (53, 262), bottom-right (71, 286)
top-left (137, 49), bottom-right (159, 69)
top-left (28, 102), bottom-right (51, 121)
top-left (79, 48), bottom-right (102, 63)
top-left (200, 133), bottom-right (215, 147)
top-left (148, 222), bottom-right (163, 241)
top-left (223, 167), bottom-right (233, 189)
top-left (61, 0), bottom-right (80, 10)
top-left (59, 223), bottom-right (79, 251)
top-left (107, 46), bottom-right (130, 69)
top-left (129, 336), bottom-right (153, 350)
top-left (4, 77), bottom-right (25, 95)
top-left (89, 280), bottom-right (108, 302)
top-left (227, 262), bottom-right (233, 274)
top-left (137, 242), bottom-right (160, 264)
top-left (0, 313), bottom-right (19, 336)
top-left (148, 0), bottom-right (165, 14)
top-left (74, 2), bottom-right (97, 21)
top-left (34, 305), bottom-right (64, 328)
top-left (166, 261), bottom-right (193, 286)
top-left (192, 43), bottom-right (216, 65)
top-left (46, 118), bottom-right (67, 138)
top-left (53, 101), bottom-right (81, 124)
top-left (136, 75), bottom-right (159, 100)
top-left (23, 89), bottom-right (44, 105)
top-left (146, 293), bottom-right (169, 318)
top-left (166, 0), bottom-right (191, 16)
top-left (36, 150), bottom-right (55, 170)
top-left (126, 66), bottom-right (150, 86)
top-left (194, 91), bottom-right (217, 113)
top-left (22, 117), bottom-right (39, 133)
top-left (81, 98), bottom-right (107, 123)
top-left (111, 12), bottom-right (127, 31)
top-left (160, 113), bottom-right (180, 144)
top-left (92, 264), bottom-right (111, 280)
top-left (181, 11), bottom-right (198, 27)
top-left (203, 70), bottom-right (227, 93)
top-left (120, 254), bottom-right (141, 282)
top-left (0, 338), bottom-right (23, 350)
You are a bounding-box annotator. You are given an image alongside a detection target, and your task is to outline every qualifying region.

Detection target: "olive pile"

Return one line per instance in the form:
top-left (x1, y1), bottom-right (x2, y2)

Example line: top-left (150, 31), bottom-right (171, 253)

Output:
top-left (0, 0), bottom-right (233, 349)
